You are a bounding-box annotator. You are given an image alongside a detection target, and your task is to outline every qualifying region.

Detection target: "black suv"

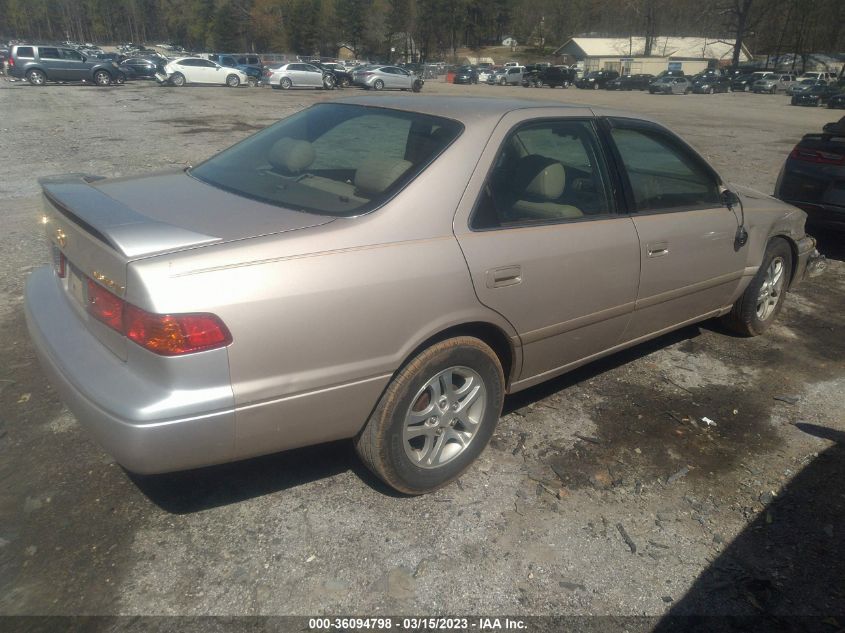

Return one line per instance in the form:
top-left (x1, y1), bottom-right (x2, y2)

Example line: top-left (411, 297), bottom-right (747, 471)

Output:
top-left (523, 65), bottom-right (575, 88)
top-left (606, 73), bottom-right (655, 90)
top-left (8, 44), bottom-right (123, 86)
top-left (575, 70), bottom-right (619, 89)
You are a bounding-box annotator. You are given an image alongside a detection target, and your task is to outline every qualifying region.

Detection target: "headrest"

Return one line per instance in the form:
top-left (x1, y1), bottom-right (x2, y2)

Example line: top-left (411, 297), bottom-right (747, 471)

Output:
top-left (355, 158), bottom-right (412, 195)
top-left (516, 155), bottom-right (565, 200)
top-left (268, 138), bottom-right (315, 173)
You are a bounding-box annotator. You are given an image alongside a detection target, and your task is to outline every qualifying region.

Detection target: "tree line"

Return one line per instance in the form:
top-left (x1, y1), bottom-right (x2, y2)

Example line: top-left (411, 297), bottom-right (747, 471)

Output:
top-left (1, 0), bottom-right (843, 64)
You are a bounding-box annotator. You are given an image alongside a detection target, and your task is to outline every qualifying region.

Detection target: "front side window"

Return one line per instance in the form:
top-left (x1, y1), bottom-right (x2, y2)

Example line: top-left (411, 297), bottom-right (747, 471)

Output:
top-left (39, 47), bottom-right (61, 59)
top-left (61, 49), bottom-right (83, 61)
top-left (471, 120), bottom-right (613, 230)
top-left (610, 125), bottom-right (721, 212)
top-left (191, 103), bottom-right (462, 217)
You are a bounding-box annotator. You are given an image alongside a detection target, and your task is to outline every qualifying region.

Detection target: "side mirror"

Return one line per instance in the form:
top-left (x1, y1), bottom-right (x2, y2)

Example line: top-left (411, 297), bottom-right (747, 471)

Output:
top-left (721, 189), bottom-right (739, 208)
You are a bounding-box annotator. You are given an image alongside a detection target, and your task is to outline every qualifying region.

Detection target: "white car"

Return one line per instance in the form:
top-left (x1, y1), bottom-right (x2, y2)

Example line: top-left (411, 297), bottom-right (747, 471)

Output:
top-left (156, 57), bottom-right (248, 87)
top-left (478, 69), bottom-right (493, 83)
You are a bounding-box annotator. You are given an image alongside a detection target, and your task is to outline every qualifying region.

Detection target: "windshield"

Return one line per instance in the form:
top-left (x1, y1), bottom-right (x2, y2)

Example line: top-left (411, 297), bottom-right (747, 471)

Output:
top-left (191, 103), bottom-right (463, 217)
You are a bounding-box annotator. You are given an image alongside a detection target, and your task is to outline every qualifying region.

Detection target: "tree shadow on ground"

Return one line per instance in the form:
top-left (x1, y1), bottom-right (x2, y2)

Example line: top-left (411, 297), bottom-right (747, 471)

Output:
top-left (653, 423), bottom-right (845, 632)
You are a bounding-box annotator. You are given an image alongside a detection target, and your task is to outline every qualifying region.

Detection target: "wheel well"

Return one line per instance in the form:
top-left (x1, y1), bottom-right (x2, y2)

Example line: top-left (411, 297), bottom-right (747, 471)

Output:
top-left (404, 323), bottom-right (516, 386)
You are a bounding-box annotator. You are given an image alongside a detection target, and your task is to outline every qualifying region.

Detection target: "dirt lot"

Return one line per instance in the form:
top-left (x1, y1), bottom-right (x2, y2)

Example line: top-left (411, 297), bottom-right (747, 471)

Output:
top-left (0, 77), bottom-right (843, 621)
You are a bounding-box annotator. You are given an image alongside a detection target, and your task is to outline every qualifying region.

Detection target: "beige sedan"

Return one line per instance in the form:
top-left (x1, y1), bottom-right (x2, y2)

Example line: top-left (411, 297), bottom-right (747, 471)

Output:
top-left (26, 97), bottom-right (824, 494)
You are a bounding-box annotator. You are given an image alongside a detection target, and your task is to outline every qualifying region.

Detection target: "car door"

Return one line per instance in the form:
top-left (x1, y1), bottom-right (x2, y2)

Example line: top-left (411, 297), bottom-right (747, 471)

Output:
top-left (37, 47), bottom-right (67, 80)
top-left (453, 112), bottom-right (641, 388)
top-left (604, 118), bottom-right (746, 342)
top-left (59, 48), bottom-right (88, 80)
top-left (302, 64), bottom-right (324, 87)
top-left (199, 59), bottom-right (223, 83)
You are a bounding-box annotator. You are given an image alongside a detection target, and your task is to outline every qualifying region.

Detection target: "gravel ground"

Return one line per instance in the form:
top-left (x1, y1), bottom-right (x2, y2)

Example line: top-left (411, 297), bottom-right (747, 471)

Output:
top-left (0, 77), bottom-right (843, 621)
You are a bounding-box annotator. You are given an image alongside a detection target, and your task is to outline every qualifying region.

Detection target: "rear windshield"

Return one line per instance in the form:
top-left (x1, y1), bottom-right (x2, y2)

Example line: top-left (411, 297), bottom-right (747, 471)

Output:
top-left (191, 103), bottom-right (462, 217)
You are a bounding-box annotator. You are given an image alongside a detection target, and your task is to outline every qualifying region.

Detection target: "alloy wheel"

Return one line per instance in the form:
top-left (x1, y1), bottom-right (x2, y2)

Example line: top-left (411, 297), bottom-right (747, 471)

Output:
top-left (756, 257), bottom-right (786, 321)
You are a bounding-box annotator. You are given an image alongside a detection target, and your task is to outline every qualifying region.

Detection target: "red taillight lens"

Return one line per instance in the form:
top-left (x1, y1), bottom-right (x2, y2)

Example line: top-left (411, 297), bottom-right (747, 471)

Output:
top-left (87, 279), bottom-right (124, 331)
top-left (86, 279), bottom-right (231, 355)
top-left (790, 147), bottom-right (845, 165)
top-left (124, 304), bottom-right (231, 356)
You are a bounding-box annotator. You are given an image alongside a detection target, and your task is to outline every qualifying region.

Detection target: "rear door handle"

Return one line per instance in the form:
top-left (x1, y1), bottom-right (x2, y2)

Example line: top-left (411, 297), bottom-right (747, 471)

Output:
top-left (647, 242), bottom-right (670, 258)
top-left (486, 265), bottom-right (522, 288)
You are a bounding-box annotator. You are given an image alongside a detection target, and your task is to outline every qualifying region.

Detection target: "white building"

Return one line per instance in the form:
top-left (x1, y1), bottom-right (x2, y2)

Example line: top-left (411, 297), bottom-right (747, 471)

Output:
top-left (554, 36), bottom-right (752, 75)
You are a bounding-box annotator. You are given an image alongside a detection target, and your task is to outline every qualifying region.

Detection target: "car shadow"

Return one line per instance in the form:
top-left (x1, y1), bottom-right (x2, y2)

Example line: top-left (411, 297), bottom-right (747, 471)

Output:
top-left (652, 422), bottom-right (845, 631)
top-left (129, 439), bottom-right (404, 514)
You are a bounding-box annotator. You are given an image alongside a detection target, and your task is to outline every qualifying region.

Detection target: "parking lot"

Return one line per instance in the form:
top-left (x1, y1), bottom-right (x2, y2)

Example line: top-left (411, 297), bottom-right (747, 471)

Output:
top-left (0, 78), bottom-right (843, 619)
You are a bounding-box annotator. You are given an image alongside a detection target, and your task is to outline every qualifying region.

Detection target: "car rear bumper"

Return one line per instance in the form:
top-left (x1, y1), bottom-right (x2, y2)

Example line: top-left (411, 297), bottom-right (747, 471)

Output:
top-left (25, 266), bottom-right (236, 474)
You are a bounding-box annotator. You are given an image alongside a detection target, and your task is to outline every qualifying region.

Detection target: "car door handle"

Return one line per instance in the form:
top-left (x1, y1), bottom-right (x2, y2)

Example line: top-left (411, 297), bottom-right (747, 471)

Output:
top-left (486, 265), bottom-right (522, 288)
top-left (647, 242), bottom-right (670, 258)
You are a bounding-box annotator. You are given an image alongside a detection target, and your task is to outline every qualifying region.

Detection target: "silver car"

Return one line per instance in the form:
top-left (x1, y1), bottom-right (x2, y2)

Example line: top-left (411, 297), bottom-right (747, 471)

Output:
top-left (352, 65), bottom-right (422, 91)
top-left (753, 73), bottom-right (796, 94)
top-left (26, 97), bottom-right (823, 494)
top-left (266, 62), bottom-right (333, 90)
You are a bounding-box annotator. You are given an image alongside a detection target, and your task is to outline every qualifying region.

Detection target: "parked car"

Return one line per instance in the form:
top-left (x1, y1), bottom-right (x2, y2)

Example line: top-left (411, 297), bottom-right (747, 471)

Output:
top-left (691, 74), bottom-right (731, 94)
top-left (524, 65), bottom-right (575, 88)
top-left (119, 57), bottom-right (161, 79)
top-left (828, 92), bottom-right (845, 110)
top-left (156, 57), bottom-right (248, 87)
top-left (731, 71), bottom-right (768, 92)
top-left (775, 117), bottom-right (845, 230)
top-left (7, 44), bottom-right (123, 86)
top-left (477, 68), bottom-right (495, 83)
top-left (606, 74), bottom-right (654, 91)
top-left (352, 65), bottom-right (423, 91)
top-left (313, 62), bottom-right (353, 87)
top-left (453, 65), bottom-right (478, 84)
top-left (266, 62), bottom-right (335, 89)
top-left (797, 72), bottom-right (837, 83)
top-left (27, 97), bottom-right (823, 494)
top-left (788, 78), bottom-right (827, 96)
top-left (753, 73), bottom-right (796, 94)
top-left (575, 70), bottom-right (619, 89)
top-left (790, 83), bottom-right (841, 106)
top-left (491, 65), bottom-right (523, 86)
top-left (649, 76), bottom-right (691, 94)
top-left (209, 53), bottom-right (262, 85)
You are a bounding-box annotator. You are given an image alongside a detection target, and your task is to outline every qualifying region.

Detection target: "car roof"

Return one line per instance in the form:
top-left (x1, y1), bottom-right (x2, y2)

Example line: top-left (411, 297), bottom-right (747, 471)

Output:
top-left (333, 96), bottom-right (660, 126)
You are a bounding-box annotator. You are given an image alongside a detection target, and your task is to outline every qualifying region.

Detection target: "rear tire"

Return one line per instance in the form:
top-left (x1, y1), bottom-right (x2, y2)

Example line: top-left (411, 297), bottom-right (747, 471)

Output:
top-left (171, 72), bottom-right (185, 87)
top-left (27, 69), bottom-right (46, 86)
top-left (354, 337), bottom-right (504, 495)
top-left (279, 77), bottom-right (292, 89)
top-left (373, 79), bottom-right (384, 91)
top-left (722, 239), bottom-right (793, 336)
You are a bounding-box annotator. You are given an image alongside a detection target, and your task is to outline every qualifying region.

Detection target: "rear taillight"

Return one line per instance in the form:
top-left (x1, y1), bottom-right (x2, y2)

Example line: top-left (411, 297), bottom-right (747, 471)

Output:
top-left (8, 56), bottom-right (14, 67)
top-left (86, 279), bottom-right (232, 355)
top-left (124, 305), bottom-right (231, 356)
top-left (790, 147), bottom-right (845, 165)
top-left (87, 279), bottom-right (124, 331)
top-left (52, 247), bottom-right (66, 278)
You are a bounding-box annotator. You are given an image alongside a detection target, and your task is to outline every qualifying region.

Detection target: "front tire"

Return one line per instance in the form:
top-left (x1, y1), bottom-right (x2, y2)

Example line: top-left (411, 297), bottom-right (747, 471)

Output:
top-left (354, 337), bottom-right (504, 495)
top-left (226, 74), bottom-right (240, 87)
top-left (412, 79), bottom-right (423, 93)
top-left (27, 69), bottom-right (46, 86)
top-left (722, 239), bottom-right (793, 336)
top-left (93, 70), bottom-right (111, 86)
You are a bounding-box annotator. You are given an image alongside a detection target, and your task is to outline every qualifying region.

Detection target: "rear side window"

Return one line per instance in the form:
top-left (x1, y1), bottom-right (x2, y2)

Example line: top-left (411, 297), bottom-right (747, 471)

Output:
top-left (610, 125), bottom-right (721, 212)
top-left (471, 120), bottom-right (613, 230)
top-left (191, 103), bottom-right (462, 217)
top-left (15, 46), bottom-right (35, 58)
